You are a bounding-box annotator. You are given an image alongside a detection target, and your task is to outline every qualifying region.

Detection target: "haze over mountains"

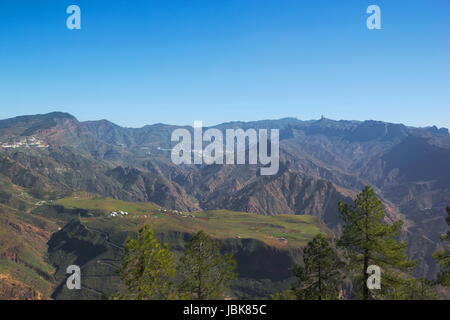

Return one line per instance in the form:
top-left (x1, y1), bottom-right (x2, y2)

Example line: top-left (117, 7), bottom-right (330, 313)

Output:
top-left (0, 111), bottom-right (449, 293)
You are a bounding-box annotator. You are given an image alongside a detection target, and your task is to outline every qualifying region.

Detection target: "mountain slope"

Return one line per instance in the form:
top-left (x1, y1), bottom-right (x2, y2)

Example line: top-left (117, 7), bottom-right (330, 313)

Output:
top-left (1, 112), bottom-right (449, 281)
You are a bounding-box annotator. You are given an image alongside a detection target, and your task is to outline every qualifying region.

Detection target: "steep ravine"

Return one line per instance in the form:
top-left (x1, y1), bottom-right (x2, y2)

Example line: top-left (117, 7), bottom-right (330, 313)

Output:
top-left (47, 219), bottom-right (303, 299)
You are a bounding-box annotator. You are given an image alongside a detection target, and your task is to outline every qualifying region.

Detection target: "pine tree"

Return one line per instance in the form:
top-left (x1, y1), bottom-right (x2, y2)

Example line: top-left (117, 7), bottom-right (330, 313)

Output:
top-left (177, 231), bottom-right (236, 300)
top-left (338, 186), bottom-right (414, 300)
top-left (293, 234), bottom-right (344, 300)
top-left (433, 207), bottom-right (450, 286)
top-left (116, 225), bottom-right (176, 299)
top-left (386, 278), bottom-right (439, 300)
top-left (270, 289), bottom-right (297, 300)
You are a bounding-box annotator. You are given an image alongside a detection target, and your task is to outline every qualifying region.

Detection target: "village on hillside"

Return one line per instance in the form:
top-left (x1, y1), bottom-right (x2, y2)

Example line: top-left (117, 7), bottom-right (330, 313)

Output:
top-left (0, 136), bottom-right (48, 149)
top-left (108, 208), bottom-right (196, 219)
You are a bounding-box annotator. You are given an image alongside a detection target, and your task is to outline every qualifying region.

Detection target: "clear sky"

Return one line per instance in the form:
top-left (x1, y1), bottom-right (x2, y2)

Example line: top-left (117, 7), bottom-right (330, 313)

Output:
top-left (0, 0), bottom-right (449, 128)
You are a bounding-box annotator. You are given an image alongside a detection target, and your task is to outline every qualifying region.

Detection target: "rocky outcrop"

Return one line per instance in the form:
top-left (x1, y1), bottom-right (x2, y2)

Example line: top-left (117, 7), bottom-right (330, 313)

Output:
top-left (0, 274), bottom-right (43, 300)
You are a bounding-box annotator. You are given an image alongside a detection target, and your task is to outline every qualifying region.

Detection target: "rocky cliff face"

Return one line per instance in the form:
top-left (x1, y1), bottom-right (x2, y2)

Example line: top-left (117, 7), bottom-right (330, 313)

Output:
top-left (0, 203), bottom-right (56, 300)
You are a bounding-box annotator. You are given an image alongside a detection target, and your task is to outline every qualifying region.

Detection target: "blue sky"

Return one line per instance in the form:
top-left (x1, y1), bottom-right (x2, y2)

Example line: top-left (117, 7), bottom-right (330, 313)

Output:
top-left (0, 0), bottom-right (449, 128)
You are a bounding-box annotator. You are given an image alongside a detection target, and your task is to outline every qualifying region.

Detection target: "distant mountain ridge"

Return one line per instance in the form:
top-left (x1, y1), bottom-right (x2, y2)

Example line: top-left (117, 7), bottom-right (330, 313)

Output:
top-left (0, 111), bottom-right (449, 279)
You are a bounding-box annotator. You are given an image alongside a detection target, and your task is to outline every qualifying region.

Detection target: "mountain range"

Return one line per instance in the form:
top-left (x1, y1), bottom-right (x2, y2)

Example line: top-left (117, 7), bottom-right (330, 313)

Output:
top-left (0, 111), bottom-right (449, 298)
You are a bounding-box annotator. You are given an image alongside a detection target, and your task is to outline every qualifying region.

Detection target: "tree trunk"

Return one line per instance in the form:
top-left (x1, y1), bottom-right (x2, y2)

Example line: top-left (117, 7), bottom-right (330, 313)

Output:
top-left (363, 249), bottom-right (369, 300)
top-left (318, 262), bottom-right (322, 300)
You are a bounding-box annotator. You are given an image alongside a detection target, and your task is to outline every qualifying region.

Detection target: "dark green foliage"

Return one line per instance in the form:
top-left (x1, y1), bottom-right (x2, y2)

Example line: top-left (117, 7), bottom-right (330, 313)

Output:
top-left (270, 289), bottom-right (297, 300)
top-left (293, 234), bottom-right (344, 300)
top-left (116, 225), bottom-right (176, 299)
top-left (385, 278), bottom-right (439, 300)
top-left (433, 207), bottom-right (450, 286)
top-left (338, 186), bottom-right (415, 300)
top-left (177, 231), bottom-right (237, 300)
